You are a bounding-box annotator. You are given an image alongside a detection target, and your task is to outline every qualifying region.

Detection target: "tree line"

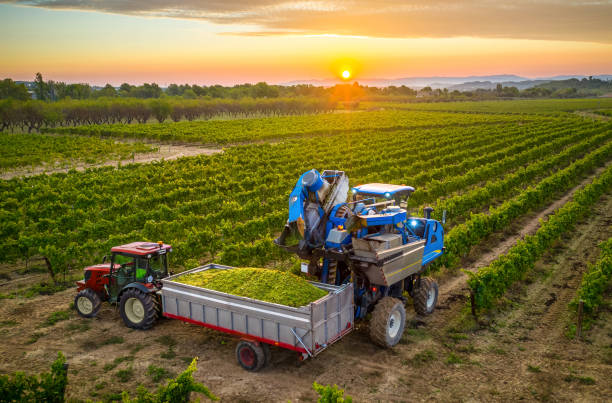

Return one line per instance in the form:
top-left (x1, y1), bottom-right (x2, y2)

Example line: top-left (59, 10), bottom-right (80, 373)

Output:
top-left (0, 97), bottom-right (337, 132)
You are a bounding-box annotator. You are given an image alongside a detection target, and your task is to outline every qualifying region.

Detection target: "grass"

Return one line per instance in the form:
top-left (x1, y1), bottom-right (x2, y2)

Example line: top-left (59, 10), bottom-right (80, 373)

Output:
top-left (488, 346), bottom-right (507, 355)
top-left (161, 348), bottom-right (177, 359)
top-left (66, 320), bottom-right (91, 332)
top-left (155, 335), bottom-right (177, 348)
top-left (103, 356), bottom-right (134, 371)
top-left (446, 352), bottom-right (465, 365)
top-left (0, 320), bottom-right (18, 327)
top-left (26, 332), bottom-right (44, 344)
top-left (129, 343), bottom-right (144, 355)
top-left (94, 381), bottom-right (107, 390)
top-left (116, 367), bottom-right (134, 383)
top-left (564, 373), bottom-right (596, 385)
top-left (101, 336), bottom-right (125, 345)
top-left (42, 310), bottom-right (70, 327)
top-left (408, 350), bottom-right (436, 366)
top-left (147, 364), bottom-right (174, 382)
top-left (527, 365), bottom-right (541, 373)
top-left (156, 336), bottom-right (178, 359)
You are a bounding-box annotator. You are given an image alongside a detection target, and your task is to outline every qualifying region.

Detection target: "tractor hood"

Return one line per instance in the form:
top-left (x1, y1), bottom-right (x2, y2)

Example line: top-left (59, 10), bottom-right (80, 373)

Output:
top-left (84, 263), bottom-right (118, 273)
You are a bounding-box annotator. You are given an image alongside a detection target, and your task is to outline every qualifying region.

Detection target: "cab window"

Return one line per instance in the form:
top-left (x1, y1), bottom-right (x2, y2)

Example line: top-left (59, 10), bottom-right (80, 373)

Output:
top-left (149, 254), bottom-right (167, 277)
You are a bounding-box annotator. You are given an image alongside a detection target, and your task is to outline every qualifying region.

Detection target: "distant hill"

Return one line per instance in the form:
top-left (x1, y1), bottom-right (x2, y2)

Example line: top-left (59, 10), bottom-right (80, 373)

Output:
top-left (282, 74), bottom-right (612, 89)
top-left (282, 75), bottom-right (530, 88)
top-left (447, 80), bottom-right (552, 91)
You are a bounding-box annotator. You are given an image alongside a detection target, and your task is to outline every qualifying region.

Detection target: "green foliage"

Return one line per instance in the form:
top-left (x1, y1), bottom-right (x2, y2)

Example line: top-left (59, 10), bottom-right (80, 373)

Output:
top-left (176, 267), bottom-right (328, 307)
top-left (0, 352), bottom-right (67, 403)
top-left (0, 79), bottom-right (29, 101)
top-left (0, 109), bottom-right (608, 279)
top-left (467, 163), bottom-right (612, 310)
top-left (0, 354), bottom-right (217, 403)
top-left (121, 358), bottom-right (217, 402)
top-left (46, 109), bottom-right (528, 144)
top-left (362, 98), bottom-right (612, 114)
top-left (571, 237), bottom-right (612, 316)
top-left (0, 132), bottom-right (154, 171)
top-left (2, 97), bottom-right (337, 133)
top-left (312, 382), bottom-right (352, 403)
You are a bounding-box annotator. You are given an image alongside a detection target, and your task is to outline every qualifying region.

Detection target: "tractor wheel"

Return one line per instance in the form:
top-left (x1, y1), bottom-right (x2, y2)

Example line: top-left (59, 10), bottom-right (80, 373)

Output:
top-left (119, 288), bottom-right (159, 330)
top-left (369, 297), bottom-right (406, 348)
top-left (413, 277), bottom-right (438, 316)
top-left (74, 289), bottom-right (101, 318)
top-left (235, 340), bottom-right (266, 372)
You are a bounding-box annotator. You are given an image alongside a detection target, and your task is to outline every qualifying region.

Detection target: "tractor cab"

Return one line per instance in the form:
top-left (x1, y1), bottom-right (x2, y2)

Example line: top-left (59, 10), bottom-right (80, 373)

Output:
top-left (107, 242), bottom-right (172, 302)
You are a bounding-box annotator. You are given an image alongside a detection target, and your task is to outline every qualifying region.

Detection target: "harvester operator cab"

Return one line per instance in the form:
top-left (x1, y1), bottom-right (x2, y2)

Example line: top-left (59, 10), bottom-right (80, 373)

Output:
top-left (351, 183), bottom-right (415, 209)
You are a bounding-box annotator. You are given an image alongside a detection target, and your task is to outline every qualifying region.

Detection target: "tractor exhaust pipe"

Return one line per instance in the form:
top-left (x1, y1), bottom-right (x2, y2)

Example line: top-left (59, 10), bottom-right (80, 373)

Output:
top-left (424, 206), bottom-right (434, 219)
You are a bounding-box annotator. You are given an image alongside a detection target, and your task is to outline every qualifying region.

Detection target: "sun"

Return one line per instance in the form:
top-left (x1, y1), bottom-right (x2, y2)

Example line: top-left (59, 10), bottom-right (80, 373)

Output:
top-left (341, 70), bottom-right (351, 79)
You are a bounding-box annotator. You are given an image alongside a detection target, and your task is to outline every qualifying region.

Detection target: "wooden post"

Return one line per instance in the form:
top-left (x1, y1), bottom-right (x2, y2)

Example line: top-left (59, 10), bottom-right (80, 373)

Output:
top-left (470, 291), bottom-right (477, 318)
top-left (576, 299), bottom-right (584, 340)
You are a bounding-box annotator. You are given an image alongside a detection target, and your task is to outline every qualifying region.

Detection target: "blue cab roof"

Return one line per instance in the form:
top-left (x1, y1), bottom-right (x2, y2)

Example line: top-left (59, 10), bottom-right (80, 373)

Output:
top-left (352, 183), bottom-right (415, 198)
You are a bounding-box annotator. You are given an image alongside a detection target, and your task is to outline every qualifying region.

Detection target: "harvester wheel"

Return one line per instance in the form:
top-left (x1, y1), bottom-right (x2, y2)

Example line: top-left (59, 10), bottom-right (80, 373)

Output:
top-left (235, 340), bottom-right (266, 372)
top-left (369, 297), bottom-right (406, 348)
top-left (119, 288), bottom-right (159, 330)
top-left (74, 289), bottom-right (101, 318)
top-left (413, 277), bottom-right (438, 316)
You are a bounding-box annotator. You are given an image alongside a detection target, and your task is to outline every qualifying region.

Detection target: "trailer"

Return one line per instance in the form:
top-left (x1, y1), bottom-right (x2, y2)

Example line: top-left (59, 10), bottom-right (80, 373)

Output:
top-left (160, 264), bottom-right (354, 371)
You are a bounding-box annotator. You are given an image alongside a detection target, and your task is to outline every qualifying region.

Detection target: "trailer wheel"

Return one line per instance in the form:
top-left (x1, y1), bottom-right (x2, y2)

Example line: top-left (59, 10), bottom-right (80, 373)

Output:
top-left (236, 340), bottom-right (266, 372)
top-left (413, 277), bottom-right (438, 315)
top-left (74, 289), bottom-right (101, 318)
top-left (119, 288), bottom-right (159, 330)
top-left (262, 343), bottom-right (271, 366)
top-left (369, 297), bottom-right (406, 348)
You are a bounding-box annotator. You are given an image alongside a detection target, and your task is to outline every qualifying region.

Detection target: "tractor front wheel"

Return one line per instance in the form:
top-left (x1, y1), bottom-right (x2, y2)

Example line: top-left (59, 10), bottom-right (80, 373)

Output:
top-left (119, 288), bottom-right (159, 330)
top-left (235, 340), bottom-right (266, 372)
top-left (369, 297), bottom-right (406, 348)
top-left (74, 289), bottom-right (101, 318)
top-left (413, 277), bottom-right (439, 315)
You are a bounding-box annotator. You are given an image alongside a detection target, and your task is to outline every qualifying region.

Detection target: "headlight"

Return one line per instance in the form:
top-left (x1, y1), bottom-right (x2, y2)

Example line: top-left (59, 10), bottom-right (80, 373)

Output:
top-left (384, 192), bottom-right (391, 199)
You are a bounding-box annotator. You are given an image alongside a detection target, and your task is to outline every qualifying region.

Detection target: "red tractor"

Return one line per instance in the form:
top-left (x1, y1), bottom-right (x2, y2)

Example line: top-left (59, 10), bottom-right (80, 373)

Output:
top-left (74, 241), bottom-right (172, 330)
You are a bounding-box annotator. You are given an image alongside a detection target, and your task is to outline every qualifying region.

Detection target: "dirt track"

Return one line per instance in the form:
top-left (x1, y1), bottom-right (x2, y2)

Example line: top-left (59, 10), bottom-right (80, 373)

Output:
top-left (0, 143), bottom-right (222, 180)
top-left (1, 178), bottom-right (611, 401)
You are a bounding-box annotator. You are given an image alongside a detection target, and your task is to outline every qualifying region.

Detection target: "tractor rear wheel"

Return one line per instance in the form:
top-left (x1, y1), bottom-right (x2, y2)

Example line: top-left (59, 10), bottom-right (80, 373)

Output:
top-left (119, 288), bottom-right (159, 330)
top-left (74, 289), bottom-right (101, 318)
top-left (413, 277), bottom-right (438, 315)
top-left (369, 297), bottom-right (406, 348)
top-left (235, 340), bottom-right (266, 372)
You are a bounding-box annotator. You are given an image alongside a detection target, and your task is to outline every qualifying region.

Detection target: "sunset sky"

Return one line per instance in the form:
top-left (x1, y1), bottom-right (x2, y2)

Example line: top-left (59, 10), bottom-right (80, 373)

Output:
top-left (1, 1), bottom-right (612, 85)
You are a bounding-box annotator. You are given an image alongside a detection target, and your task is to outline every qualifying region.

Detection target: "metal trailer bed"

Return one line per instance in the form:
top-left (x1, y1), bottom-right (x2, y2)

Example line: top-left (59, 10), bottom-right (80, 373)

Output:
top-left (160, 264), bottom-right (354, 370)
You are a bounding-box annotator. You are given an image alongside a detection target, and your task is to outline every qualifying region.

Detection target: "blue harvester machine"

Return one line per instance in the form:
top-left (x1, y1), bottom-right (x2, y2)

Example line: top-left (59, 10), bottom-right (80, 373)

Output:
top-left (276, 169), bottom-right (445, 347)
